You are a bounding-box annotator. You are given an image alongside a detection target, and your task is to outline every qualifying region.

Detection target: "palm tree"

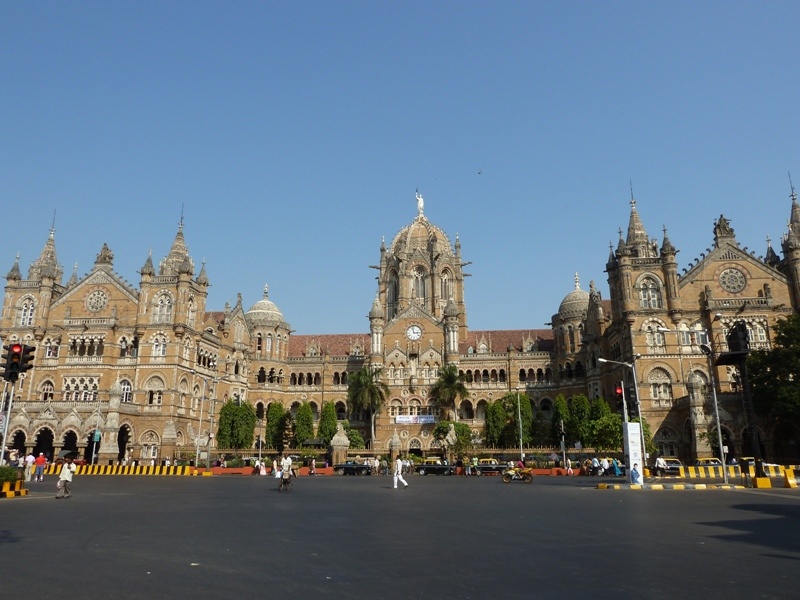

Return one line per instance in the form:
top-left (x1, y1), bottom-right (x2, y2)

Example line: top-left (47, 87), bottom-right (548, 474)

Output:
top-left (430, 363), bottom-right (468, 422)
top-left (347, 365), bottom-right (390, 446)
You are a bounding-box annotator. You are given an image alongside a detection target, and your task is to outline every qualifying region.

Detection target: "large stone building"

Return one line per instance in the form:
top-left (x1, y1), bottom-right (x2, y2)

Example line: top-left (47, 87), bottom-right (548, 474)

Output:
top-left (3, 191), bottom-right (800, 465)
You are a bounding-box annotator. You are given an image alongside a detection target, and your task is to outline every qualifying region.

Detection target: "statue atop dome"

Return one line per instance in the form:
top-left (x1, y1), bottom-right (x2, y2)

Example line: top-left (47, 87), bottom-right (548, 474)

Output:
top-left (416, 190), bottom-right (424, 216)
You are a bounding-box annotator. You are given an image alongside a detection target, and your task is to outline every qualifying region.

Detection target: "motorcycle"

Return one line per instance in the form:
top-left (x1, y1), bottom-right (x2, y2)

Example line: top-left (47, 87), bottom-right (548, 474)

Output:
top-left (501, 467), bottom-right (533, 484)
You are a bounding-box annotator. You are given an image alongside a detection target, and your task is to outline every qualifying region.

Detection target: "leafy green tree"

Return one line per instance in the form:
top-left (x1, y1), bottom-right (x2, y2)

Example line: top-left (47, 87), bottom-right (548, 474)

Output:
top-left (749, 313), bottom-right (800, 424)
top-left (317, 402), bottom-right (338, 445)
top-left (588, 411), bottom-right (623, 451)
top-left (500, 392), bottom-right (532, 448)
top-left (215, 400), bottom-right (257, 449)
top-left (266, 402), bottom-right (287, 450)
top-left (551, 394), bottom-right (570, 445)
top-left (484, 399), bottom-right (507, 447)
top-left (294, 403), bottom-right (314, 447)
top-left (347, 365), bottom-right (390, 444)
top-left (343, 423), bottom-right (365, 449)
top-left (567, 394), bottom-right (592, 448)
top-left (529, 410), bottom-right (550, 446)
top-left (429, 363), bottom-right (468, 422)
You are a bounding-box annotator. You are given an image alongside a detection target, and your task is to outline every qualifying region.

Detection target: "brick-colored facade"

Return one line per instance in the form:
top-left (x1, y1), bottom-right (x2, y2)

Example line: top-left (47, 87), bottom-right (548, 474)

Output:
top-left (3, 193), bottom-right (800, 464)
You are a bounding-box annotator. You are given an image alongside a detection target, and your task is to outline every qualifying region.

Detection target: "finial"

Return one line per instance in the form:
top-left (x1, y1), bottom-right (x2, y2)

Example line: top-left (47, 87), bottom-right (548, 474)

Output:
top-left (618, 227), bottom-right (623, 239)
top-left (790, 172), bottom-right (797, 202)
top-left (662, 225), bottom-right (668, 237)
top-left (264, 283), bottom-right (269, 298)
top-left (766, 235), bottom-right (772, 248)
top-left (629, 179), bottom-right (635, 208)
top-left (179, 204), bottom-right (185, 230)
top-left (574, 272), bottom-right (580, 289)
top-left (51, 210), bottom-right (56, 236)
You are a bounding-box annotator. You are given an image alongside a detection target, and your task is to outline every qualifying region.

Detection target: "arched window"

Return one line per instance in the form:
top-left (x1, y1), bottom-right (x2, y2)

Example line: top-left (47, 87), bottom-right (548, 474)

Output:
top-left (147, 377), bottom-right (165, 405)
top-left (187, 297), bottom-right (196, 326)
top-left (152, 335), bottom-right (168, 358)
top-left (153, 294), bottom-right (173, 323)
top-left (387, 271), bottom-right (399, 319)
top-left (648, 368), bottom-right (673, 401)
top-left (638, 277), bottom-right (663, 309)
top-left (40, 381), bottom-right (55, 402)
top-left (413, 266), bottom-right (427, 303)
top-left (120, 379), bottom-right (133, 403)
top-left (17, 298), bottom-right (35, 327)
top-left (440, 269), bottom-right (452, 301)
top-left (645, 327), bottom-right (666, 353)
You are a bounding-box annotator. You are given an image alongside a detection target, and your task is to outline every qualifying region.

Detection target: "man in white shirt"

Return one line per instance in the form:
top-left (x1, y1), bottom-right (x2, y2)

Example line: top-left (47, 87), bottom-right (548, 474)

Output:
top-left (55, 457), bottom-right (77, 499)
top-left (25, 452), bottom-right (35, 482)
top-left (393, 456), bottom-right (408, 489)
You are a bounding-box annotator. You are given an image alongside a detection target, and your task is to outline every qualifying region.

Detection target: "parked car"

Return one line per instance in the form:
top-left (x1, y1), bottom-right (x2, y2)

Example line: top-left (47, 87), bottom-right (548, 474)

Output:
top-left (334, 460), bottom-right (372, 476)
top-left (416, 458), bottom-right (455, 476)
top-left (662, 457), bottom-right (683, 476)
top-left (692, 458), bottom-right (723, 467)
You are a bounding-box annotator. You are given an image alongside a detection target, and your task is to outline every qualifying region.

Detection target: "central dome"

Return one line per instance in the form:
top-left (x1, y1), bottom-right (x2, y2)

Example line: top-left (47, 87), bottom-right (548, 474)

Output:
top-left (390, 215), bottom-right (454, 257)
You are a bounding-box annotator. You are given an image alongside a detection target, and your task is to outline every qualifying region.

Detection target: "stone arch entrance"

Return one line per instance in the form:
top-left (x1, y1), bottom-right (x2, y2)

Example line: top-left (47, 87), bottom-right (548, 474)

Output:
top-left (11, 430), bottom-right (26, 454)
top-left (33, 427), bottom-right (55, 459)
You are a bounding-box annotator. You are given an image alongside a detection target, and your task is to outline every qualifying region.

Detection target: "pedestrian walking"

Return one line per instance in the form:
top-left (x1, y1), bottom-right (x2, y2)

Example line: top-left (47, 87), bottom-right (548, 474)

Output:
top-left (34, 453), bottom-right (47, 482)
top-left (55, 456), bottom-right (76, 499)
top-left (393, 455), bottom-right (408, 489)
top-left (25, 452), bottom-right (35, 482)
top-left (309, 457), bottom-right (316, 476)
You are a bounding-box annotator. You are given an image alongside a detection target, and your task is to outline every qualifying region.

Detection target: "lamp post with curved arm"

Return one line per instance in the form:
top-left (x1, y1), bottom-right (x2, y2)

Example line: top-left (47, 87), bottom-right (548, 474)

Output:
top-left (699, 343), bottom-right (729, 484)
top-left (598, 356), bottom-right (648, 478)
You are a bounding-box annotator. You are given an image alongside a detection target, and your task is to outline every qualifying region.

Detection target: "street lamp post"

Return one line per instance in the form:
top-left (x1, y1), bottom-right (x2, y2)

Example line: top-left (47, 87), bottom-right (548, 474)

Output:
top-left (598, 356), bottom-right (648, 476)
top-left (516, 389), bottom-right (524, 463)
top-left (194, 377), bottom-right (208, 470)
top-left (699, 343), bottom-right (729, 484)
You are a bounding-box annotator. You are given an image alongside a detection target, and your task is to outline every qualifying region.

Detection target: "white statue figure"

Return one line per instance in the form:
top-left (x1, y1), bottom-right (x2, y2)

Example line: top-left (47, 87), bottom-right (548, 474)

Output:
top-left (416, 190), bottom-right (424, 216)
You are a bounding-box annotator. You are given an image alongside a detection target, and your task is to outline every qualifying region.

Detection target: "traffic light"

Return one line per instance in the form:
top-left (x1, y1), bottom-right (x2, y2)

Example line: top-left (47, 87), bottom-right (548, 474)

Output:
top-left (2, 343), bottom-right (24, 382)
top-left (614, 383), bottom-right (624, 404)
top-left (19, 344), bottom-right (35, 376)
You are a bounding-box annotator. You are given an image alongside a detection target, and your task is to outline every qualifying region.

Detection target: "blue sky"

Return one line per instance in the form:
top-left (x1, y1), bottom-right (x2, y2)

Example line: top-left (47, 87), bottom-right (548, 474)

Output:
top-left (1, 2), bottom-right (799, 334)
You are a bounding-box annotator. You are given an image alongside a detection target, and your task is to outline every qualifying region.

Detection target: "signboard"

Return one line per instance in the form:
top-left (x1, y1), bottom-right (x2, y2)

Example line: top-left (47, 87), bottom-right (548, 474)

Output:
top-left (624, 422), bottom-right (643, 483)
top-left (395, 415), bottom-right (435, 424)
top-left (93, 429), bottom-right (102, 442)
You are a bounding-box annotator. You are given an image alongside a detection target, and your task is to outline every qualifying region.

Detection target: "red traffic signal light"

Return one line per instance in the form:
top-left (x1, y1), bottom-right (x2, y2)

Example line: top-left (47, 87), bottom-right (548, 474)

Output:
top-left (2, 343), bottom-right (33, 382)
top-left (615, 385), bottom-right (624, 397)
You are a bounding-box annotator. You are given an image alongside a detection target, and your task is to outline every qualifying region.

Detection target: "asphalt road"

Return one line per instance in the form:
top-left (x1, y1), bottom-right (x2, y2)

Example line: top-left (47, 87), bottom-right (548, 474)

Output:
top-left (2, 473), bottom-right (799, 600)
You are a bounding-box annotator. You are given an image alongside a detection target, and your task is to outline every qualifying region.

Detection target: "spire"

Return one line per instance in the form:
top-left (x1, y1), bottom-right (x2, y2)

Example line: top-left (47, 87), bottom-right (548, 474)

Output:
top-left (5, 253), bottom-right (22, 281)
top-left (159, 219), bottom-right (193, 276)
top-left (765, 235), bottom-right (780, 266)
top-left (625, 194), bottom-right (653, 257)
top-left (140, 249), bottom-right (155, 276)
top-left (573, 272), bottom-right (581, 290)
top-left (27, 226), bottom-right (63, 282)
top-left (789, 174), bottom-right (800, 237)
top-left (369, 293), bottom-right (384, 319)
top-left (660, 225), bottom-right (676, 256)
top-left (67, 263), bottom-right (79, 287)
top-left (196, 259), bottom-right (209, 285)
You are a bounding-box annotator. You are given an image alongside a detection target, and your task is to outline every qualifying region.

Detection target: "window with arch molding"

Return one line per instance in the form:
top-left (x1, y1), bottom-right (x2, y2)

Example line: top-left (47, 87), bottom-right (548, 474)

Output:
top-left (153, 294), bottom-right (173, 323)
top-left (648, 368), bottom-right (673, 401)
top-left (413, 266), bottom-right (427, 302)
top-left (17, 298), bottom-right (35, 326)
top-left (638, 277), bottom-right (663, 309)
top-left (440, 269), bottom-right (452, 301)
top-left (120, 379), bottom-right (133, 403)
top-left (152, 335), bottom-right (168, 357)
top-left (387, 272), bottom-right (399, 319)
top-left (40, 381), bottom-right (55, 402)
top-left (187, 297), bottom-right (196, 326)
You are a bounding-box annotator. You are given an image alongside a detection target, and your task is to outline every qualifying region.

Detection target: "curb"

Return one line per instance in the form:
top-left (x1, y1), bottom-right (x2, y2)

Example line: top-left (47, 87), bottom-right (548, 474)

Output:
top-left (598, 482), bottom-right (744, 490)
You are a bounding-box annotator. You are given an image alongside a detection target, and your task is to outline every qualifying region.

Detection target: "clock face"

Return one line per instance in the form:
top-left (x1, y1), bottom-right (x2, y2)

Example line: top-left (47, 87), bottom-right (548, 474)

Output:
top-left (86, 290), bottom-right (108, 313)
top-left (719, 268), bottom-right (746, 294)
top-left (406, 325), bottom-right (422, 340)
